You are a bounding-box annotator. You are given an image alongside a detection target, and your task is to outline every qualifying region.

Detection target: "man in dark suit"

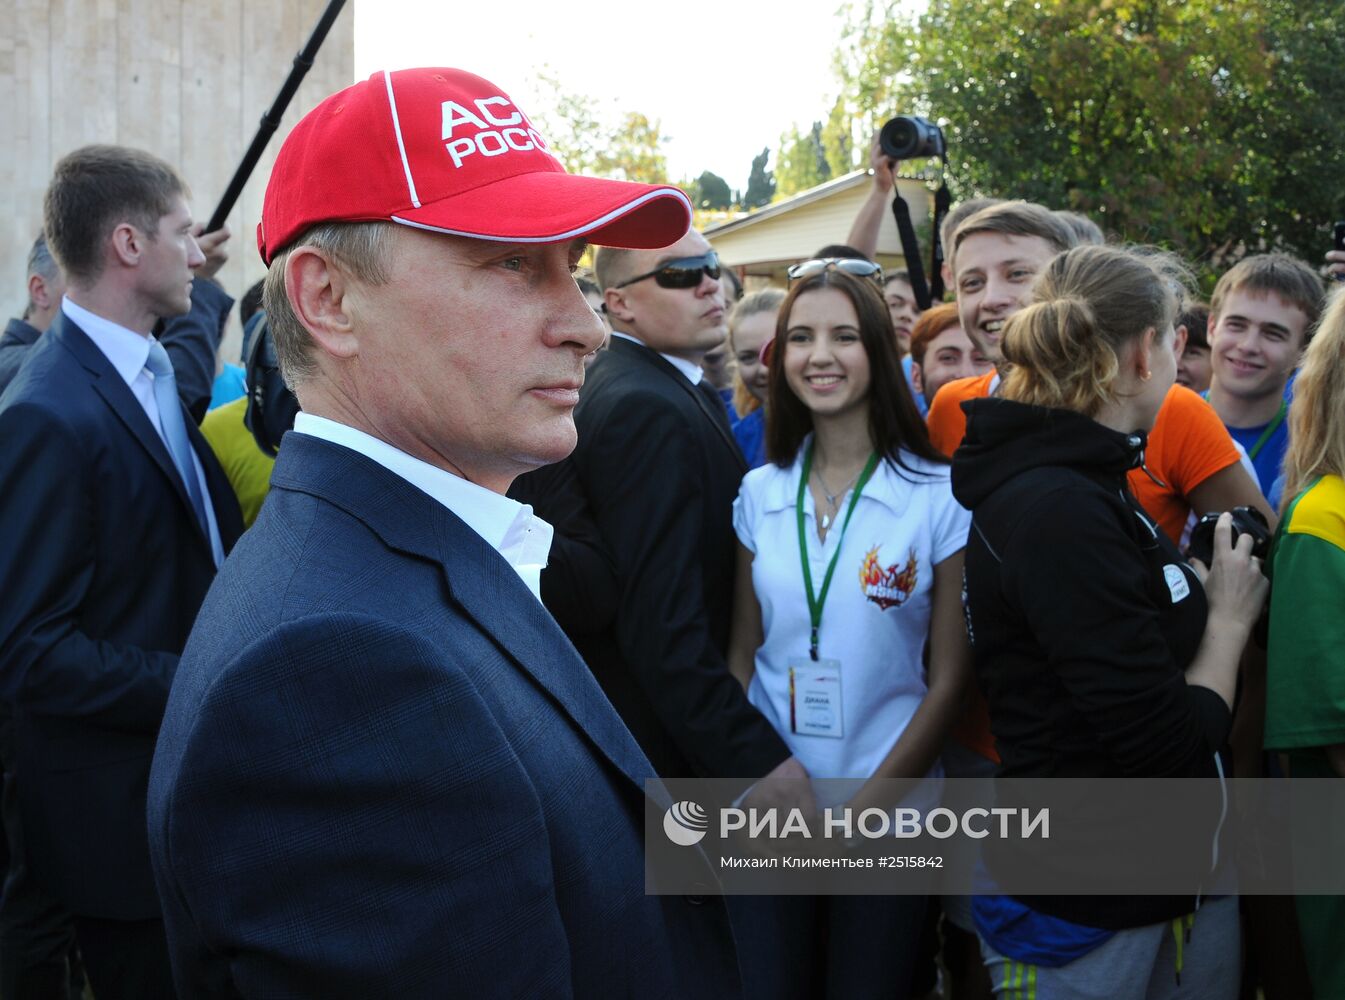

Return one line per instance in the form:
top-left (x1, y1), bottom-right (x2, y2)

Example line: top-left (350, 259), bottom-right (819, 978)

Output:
top-left (2, 233), bottom-right (236, 404)
top-left (571, 233), bottom-right (804, 792)
top-left (0, 235), bottom-right (65, 394)
top-left (147, 67), bottom-right (740, 998)
top-left (0, 146), bottom-right (244, 999)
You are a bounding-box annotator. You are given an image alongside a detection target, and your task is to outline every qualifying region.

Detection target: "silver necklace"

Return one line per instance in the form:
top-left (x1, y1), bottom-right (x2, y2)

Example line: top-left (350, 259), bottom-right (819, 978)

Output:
top-left (812, 466), bottom-right (862, 530)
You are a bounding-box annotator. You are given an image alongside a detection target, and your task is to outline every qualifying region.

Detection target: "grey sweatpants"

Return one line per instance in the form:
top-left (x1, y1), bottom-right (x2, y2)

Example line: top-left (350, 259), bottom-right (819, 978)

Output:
top-left (978, 895), bottom-right (1240, 1000)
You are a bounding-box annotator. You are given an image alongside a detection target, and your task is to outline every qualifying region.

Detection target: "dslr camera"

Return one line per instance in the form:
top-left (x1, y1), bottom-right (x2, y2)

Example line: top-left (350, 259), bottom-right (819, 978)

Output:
top-left (879, 115), bottom-right (946, 159)
top-left (1186, 506), bottom-right (1272, 575)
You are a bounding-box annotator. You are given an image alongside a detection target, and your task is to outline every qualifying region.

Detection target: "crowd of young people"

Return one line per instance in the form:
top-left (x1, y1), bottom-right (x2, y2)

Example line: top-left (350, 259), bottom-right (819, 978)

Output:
top-left (712, 165), bottom-right (1339, 998)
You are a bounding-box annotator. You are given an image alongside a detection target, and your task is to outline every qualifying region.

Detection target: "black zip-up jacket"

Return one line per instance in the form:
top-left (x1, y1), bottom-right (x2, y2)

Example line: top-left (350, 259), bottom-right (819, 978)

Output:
top-left (952, 397), bottom-right (1230, 929)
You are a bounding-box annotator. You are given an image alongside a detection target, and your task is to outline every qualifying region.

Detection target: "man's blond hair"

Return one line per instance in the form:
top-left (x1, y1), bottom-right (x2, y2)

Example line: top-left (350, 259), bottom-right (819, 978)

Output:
top-left (951, 200), bottom-right (1077, 273)
top-left (1209, 253), bottom-right (1324, 341)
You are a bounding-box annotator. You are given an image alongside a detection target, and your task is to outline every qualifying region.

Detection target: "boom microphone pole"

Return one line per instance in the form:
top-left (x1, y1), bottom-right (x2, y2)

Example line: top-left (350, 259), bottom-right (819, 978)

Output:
top-left (205, 0), bottom-right (349, 234)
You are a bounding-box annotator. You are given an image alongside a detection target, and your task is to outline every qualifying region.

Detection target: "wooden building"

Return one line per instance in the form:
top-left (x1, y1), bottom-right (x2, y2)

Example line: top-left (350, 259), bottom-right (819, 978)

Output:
top-left (704, 169), bottom-right (935, 288)
top-left (1, 0), bottom-right (356, 359)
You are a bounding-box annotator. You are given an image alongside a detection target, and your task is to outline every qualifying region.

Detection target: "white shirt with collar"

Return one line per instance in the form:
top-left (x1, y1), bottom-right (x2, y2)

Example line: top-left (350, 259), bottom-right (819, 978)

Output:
top-left (292, 413), bottom-right (553, 602)
top-left (609, 330), bottom-right (703, 385)
top-left (731, 439), bottom-right (970, 804)
top-left (63, 297), bottom-right (224, 566)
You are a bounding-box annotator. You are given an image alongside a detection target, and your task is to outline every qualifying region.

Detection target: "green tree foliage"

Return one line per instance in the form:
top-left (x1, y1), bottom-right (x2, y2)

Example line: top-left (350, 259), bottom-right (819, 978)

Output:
top-left (835, 0), bottom-right (1345, 272)
top-left (744, 148), bottom-right (776, 208)
top-left (821, 95), bottom-right (862, 178)
top-left (691, 170), bottom-right (734, 210)
top-left (594, 112), bottom-right (670, 185)
top-left (776, 121), bottom-right (833, 197)
top-left (776, 98), bottom-right (867, 200)
top-left (529, 73), bottom-right (670, 185)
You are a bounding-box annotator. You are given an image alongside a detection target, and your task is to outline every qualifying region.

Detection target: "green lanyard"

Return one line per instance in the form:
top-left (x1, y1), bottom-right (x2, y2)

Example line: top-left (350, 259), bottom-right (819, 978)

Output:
top-left (1248, 399), bottom-right (1287, 462)
top-left (796, 445), bottom-right (880, 661)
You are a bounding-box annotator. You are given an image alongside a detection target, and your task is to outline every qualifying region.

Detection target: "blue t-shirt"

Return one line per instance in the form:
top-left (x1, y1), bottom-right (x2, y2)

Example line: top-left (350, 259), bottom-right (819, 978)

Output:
top-left (1226, 411), bottom-right (1289, 510)
top-left (732, 409), bottom-right (766, 470)
top-left (210, 363), bottom-right (247, 411)
top-left (902, 355), bottom-right (928, 417)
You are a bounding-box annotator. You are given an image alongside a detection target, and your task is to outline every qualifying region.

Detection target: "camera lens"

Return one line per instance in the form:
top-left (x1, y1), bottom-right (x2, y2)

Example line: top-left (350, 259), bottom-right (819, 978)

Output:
top-left (879, 115), bottom-right (944, 160)
top-left (880, 118), bottom-right (916, 159)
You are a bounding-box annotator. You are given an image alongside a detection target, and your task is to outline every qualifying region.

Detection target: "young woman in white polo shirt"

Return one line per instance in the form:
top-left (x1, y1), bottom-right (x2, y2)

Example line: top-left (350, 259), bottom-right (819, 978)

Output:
top-left (728, 261), bottom-right (972, 999)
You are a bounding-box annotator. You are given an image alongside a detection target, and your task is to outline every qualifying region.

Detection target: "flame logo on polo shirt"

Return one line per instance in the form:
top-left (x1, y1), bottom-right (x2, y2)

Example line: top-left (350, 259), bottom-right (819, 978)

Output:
top-left (859, 546), bottom-right (919, 610)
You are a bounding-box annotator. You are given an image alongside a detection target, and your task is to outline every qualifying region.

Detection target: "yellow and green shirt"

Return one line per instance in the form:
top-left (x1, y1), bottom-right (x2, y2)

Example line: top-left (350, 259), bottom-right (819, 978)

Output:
top-left (200, 397), bottom-right (275, 530)
top-left (1263, 474), bottom-right (1345, 1000)
top-left (1266, 474), bottom-right (1345, 762)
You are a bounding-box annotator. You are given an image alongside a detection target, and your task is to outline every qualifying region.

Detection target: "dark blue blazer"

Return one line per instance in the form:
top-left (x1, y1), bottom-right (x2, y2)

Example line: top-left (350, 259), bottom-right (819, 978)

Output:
top-left (0, 312), bottom-right (243, 919)
top-left (0, 279), bottom-right (235, 412)
top-left (148, 433), bottom-right (741, 998)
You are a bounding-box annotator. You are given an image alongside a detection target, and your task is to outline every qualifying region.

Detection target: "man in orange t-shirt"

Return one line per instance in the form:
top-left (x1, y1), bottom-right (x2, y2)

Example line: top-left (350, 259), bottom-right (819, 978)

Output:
top-left (932, 203), bottom-right (1077, 764)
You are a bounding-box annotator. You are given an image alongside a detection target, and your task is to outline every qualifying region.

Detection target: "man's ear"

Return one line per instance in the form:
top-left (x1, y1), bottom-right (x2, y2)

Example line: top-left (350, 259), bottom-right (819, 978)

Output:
top-left (109, 222), bottom-right (145, 269)
top-left (910, 360), bottom-right (925, 397)
top-left (28, 272), bottom-right (54, 311)
top-left (1206, 309), bottom-right (1218, 345)
top-left (604, 286), bottom-right (636, 326)
top-left (1173, 323), bottom-right (1189, 358)
top-left (285, 248), bottom-right (359, 361)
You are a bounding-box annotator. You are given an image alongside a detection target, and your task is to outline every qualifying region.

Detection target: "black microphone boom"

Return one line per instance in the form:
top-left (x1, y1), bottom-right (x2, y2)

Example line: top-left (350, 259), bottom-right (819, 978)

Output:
top-left (206, 0), bottom-right (349, 234)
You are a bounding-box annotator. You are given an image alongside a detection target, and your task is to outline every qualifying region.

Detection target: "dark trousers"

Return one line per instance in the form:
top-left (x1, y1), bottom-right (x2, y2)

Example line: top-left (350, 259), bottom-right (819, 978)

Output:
top-left (729, 893), bottom-right (928, 1000)
top-left (0, 868), bottom-right (75, 1000)
top-left (823, 894), bottom-right (928, 1000)
top-left (0, 715), bottom-right (78, 1000)
top-left (0, 718), bottom-right (173, 1000)
top-left (71, 915), bottom-right (175, 1000)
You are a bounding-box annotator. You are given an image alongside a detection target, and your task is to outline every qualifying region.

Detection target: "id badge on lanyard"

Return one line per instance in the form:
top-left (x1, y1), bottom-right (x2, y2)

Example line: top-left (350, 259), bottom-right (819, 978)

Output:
top-left (790, 445), bottom-right (878, 740)
top-left (789, 657), bottom-right (844, 738)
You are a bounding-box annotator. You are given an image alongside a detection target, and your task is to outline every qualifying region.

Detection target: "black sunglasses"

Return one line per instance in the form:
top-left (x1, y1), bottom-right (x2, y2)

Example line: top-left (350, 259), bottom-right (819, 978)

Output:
top-left (614, 251), bottom-right (721, 290)
top-left (786, 257), bottom-right (884, 286)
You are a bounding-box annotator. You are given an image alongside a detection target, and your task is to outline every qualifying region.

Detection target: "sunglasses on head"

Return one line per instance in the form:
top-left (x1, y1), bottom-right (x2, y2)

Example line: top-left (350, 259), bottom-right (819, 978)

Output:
top-left (615, 251), bottom-right (721, 290)
top-left (786, 257), bottom-right (884, 286)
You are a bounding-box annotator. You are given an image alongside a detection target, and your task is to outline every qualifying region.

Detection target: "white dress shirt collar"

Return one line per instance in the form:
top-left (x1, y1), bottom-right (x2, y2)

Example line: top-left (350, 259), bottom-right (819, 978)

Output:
top-left (62, 297), bottom-right (153, 386)
top-left (610, 330), bottom-right (704, 385)
top-left (61, 297), bottom-right (225, 567)
top-left (292, 413), bottom-right (553, 601)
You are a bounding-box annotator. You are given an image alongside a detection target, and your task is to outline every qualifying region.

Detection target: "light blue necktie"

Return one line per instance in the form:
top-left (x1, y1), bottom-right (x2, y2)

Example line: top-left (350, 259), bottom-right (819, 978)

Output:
top-left (144, 340), bottom-right (211, 539)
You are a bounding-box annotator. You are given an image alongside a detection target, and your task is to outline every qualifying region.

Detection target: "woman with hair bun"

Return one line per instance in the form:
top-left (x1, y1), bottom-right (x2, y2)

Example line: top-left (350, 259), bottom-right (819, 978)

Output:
top-left (951, 244), bottom-right (1268, 998)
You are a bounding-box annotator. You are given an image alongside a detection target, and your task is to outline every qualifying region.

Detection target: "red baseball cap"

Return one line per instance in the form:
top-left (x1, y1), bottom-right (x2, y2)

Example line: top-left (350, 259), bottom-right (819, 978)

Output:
top-left (257, 68), bottom-right (692, 264)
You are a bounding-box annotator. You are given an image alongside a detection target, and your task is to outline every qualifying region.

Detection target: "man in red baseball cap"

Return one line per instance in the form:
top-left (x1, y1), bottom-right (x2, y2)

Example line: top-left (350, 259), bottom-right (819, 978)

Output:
top-left (147, 68), bottom-right (741, 998)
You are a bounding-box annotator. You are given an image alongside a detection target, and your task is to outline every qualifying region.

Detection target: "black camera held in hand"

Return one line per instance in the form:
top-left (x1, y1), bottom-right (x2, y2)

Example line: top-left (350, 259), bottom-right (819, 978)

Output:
top-left (879, 115), bottom-right (946, 160)
top-left (1187, 506), bottom-right (1272, 576)
top-left (877, 113), bottom-right (950, 312)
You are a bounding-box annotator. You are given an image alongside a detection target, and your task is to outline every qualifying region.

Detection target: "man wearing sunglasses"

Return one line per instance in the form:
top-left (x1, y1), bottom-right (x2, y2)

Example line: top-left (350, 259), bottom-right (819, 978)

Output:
top-left (561, 231), bottom-right (798, 791)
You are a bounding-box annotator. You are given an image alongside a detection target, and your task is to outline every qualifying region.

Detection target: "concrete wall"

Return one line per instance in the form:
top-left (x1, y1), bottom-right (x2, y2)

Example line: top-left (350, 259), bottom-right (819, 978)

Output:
top-left (1, 0), bottom-right (355, 359)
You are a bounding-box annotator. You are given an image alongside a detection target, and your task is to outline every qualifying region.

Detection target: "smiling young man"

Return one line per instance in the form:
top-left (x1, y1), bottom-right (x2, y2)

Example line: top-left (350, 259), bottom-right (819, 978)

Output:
top-left (924, 200), bottom-right (1076, 455)
top-left (1206, 254), bottom-right (1324, 508)
top-left (907, 301), bottom-right (993, 408)
top-left (146, 68), bottom-right (741, 998)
